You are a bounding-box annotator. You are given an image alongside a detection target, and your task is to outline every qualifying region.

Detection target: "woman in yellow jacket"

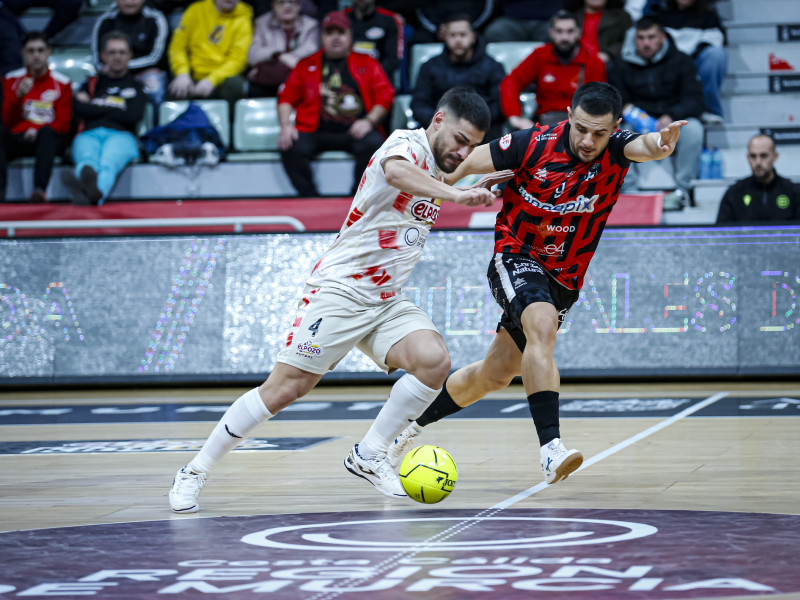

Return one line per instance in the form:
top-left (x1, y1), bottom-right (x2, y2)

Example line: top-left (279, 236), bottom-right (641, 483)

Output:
top-left (167, 0), bottom-right (253, 106)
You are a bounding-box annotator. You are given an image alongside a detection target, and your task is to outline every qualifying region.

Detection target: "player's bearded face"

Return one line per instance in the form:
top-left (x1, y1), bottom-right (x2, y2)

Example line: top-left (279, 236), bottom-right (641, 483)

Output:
top-left (568, 107), bottom-right (618, 163)
top-left (432, 115), bottom-right (482, 173)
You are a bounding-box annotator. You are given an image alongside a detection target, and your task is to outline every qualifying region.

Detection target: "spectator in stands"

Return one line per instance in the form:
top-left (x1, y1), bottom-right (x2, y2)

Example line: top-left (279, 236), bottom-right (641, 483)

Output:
top-left (608, 16), bottom-right (705, 210)
top-left (716, 134), bottom-right (800, 223)
top-left (412, 0), bottom-right (494, 44)
top-left (1, 31), bottom-right (71, 202)
top-left (277, 11), bottom-right (393, 197)
top-left (563, 0), bottom-right (632, 64)
top-left (411, 14), bottom-right (505, 141)
top-left (344, 0), bottom-right (403, 84)
top-left (650, 0), bottom-right (727, 122)
top-left (0, 2), bottom-right (25, 77)
top-left (247, 0), bottom-right (318, 98)
top-left (3, 0), bottom-right (84, 43)
top-left (484, 0), bottom-right (558, 43)
top-left (93, 0), bottom-right (169, 109)
top-left (62, 31), bottom-right (145, 205)
top-left (500, 10), bottom-right (606, 129)
top-left (167, 0), bottom-right (253, 107)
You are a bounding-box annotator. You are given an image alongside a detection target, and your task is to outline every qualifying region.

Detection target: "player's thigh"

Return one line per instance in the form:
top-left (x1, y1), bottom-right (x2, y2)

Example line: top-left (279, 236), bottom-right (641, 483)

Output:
top-left (276, 287), bottom-right (375, 375)
top-left (520, 302), bottom-right (559, 348)
top-left (482, 328), bottom-right (523, 382)
top-left (358, 298), bottom-right (443, 373)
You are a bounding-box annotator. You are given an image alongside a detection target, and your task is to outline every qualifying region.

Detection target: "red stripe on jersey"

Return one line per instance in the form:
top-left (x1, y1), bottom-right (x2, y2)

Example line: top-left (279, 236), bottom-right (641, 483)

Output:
top-left (345, 207), bottom-right (364, 228)
top-left (393, 191), bottom-right (413, 213)
top-left (380, 291), bottom-right (397, 301)
top-left (358, 172), bottom-right (367, 191)
top-left (378, 229), bottom-right (399, 249)
top-left (311, 258), bottom-right (323, 274)
top-left (285, 332), bottom-right (294, 347)
top-left (293, 317), bottom-right (302, 327)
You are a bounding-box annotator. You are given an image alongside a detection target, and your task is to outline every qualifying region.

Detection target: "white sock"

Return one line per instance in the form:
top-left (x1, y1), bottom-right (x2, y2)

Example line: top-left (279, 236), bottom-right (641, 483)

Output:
top-left (359, 374), bottom-right (440, 458)
top-left (188, 388), bottom-right (273, 473)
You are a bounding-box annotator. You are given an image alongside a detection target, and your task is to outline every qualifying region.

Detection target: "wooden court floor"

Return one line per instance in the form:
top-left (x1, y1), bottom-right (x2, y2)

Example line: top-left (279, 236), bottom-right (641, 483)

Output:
top-left (1, 381), bottom-right (799, 599)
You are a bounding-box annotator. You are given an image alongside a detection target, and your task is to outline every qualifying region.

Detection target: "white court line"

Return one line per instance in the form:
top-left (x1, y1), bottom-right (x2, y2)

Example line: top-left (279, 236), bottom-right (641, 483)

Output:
top-left (491, 391), bottom-right (729, 510)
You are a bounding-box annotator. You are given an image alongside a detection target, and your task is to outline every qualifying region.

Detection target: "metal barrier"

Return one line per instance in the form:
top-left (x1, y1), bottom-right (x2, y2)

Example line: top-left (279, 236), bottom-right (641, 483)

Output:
top-left (0, 216), bottom-right (306, 237)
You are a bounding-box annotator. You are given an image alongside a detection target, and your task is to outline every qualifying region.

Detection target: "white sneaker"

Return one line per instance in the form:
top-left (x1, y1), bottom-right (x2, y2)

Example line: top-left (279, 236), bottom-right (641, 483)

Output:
top-left (198, 141), bottom-right (220, 166)
top-left (169, 466), bottom-right (207, 513)
top-left (344, 444), bottom-right (407, 498)
top-left (541, 438), bottom-right (583, 485)
top-left (387, 423), bottom-right (422, 469)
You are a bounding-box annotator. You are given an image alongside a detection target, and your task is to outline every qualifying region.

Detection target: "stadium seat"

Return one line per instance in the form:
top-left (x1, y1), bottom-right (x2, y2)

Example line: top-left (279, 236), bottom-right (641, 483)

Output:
top-left (390, 94), bottom-right (416, 131)
top-left (409, 43), bottom-right (443, 89)
top-left (486, 42), bottom-right (541, 73)
top-left (88, 0), bottom-right (116, 8)
top-left (48, 49), bottom-right (95, 88)
top-left (233, 98), bottom-right (280, 152)
top-left (137, 103), bottom-right (154, 138)
top-left (159, 100), bottom-right (230, 148)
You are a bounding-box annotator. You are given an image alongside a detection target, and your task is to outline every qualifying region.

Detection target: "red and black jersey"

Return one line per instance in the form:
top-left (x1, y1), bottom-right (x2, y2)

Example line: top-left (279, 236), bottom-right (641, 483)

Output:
top-left (489, 120), bottom-right (641, 290)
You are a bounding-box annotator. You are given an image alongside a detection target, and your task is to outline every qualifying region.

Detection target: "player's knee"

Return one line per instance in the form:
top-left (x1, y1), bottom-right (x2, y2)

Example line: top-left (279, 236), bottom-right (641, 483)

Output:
top-left (415, 346), bottom-right (451, 385)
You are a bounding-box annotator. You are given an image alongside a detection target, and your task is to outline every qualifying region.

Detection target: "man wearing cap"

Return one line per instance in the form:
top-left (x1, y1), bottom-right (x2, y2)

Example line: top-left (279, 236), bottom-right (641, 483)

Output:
top-left (277, 10), bottom-right (394, 197)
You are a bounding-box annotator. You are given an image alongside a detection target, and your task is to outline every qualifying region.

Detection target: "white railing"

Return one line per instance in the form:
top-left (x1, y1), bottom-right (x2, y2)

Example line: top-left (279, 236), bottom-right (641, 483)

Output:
top-left (0, 216), bottom-right (306, 237)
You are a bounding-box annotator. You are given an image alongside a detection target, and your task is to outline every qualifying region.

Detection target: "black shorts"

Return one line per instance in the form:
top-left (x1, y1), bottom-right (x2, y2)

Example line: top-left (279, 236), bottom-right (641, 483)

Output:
top-left (487, 253), bottom-right (579, 352)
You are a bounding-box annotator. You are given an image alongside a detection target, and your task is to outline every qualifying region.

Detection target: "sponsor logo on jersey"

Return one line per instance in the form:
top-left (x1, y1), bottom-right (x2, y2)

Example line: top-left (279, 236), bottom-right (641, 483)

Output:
top-left (411, 198), bottom-right (440, 224)
top-left (534, 167), bottom-right (548, 182)
top-left (547, 224), bottom-right (576, 232)
top-left (777, 194), bottom-right (790, 209)
top-left (518, 185), bottom-right (599, 214)
top-left (296, 341), bottom-right (324, 357)
top-left (535, 132), bottom-right (558, 142)
top-left (499, 133), bottom-right (512, 150)
top-left (583, 163), bottom-right (601, 181)
top-left (513, 277), bottom-right (526, 289)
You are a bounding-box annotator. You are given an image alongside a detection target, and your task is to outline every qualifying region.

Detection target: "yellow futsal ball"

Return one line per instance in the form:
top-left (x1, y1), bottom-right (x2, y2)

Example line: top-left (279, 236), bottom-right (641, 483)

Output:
top-left (399, 444), bottom-right (458, 504)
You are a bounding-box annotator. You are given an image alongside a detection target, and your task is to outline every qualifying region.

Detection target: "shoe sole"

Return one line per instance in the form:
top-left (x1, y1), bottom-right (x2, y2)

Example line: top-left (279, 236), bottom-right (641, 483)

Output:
top-left (548, 451), bottom-right (584, 485)
top-left (344, 454), bottom-right (407, 498)
top-left (171, 503), bottom-right (199, 513)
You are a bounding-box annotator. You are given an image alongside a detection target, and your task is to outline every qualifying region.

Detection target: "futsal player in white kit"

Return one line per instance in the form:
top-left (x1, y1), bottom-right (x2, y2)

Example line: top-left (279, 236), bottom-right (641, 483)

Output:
top-left (169, 88), bottom-right (508, 511)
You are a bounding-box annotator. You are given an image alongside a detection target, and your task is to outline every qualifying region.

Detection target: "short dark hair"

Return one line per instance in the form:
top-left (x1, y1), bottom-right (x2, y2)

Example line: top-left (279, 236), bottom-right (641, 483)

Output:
top-left (635, 16), bottom-right (664, 32)
top-left (443, 13), bottom-right (473, 27)
top-left (549, 9), bottom-right (580, 29)
top-left (100, 30), bottom-right (133, 53)
top-left (572, 82), bottom-right (623, 120)
top-left (436, 87), bottom-right (491, 132)
top-left (22, 31), bottom-right (50, 48)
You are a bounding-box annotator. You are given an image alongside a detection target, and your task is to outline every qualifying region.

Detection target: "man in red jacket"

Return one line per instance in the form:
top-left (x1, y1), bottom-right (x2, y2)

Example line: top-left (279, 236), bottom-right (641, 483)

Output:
top-left (500, 10), bottom-right (606, 128)
top-left (1, 31), bottom-right (72, 202)
top-left (277, 10), bottom-right (394, 197)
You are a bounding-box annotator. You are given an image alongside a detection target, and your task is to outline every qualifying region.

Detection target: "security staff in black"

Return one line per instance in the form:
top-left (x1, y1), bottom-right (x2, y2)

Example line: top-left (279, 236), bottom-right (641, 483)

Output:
top-left (716, 134), bottom-right (800, 224)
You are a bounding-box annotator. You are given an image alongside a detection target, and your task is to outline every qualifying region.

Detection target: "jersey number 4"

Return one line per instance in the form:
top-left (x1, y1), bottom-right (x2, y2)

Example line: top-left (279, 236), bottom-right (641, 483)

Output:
top-left (308, 318), bottom-right (322, 337)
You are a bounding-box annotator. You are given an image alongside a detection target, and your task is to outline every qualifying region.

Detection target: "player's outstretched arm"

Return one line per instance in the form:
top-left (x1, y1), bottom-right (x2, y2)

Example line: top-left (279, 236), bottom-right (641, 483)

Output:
top-left (383, 157), bottom-right (496, 206)
top-left (623, 120), bottom-right (688, 163)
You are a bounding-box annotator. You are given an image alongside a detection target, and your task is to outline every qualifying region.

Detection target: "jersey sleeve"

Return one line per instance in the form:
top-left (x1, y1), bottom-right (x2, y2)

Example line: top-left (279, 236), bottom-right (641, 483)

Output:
top-left (378, 131), bottom-right (425, 169)
top-left (489, 127), bottom-right (535, 171)
top-left (606, 129), bottom-right (642, 167)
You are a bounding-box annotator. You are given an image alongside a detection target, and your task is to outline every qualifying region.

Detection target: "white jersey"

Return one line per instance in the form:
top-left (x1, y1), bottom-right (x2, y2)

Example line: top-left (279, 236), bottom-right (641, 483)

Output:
top-left (306, 128), bottom-right (444, 303)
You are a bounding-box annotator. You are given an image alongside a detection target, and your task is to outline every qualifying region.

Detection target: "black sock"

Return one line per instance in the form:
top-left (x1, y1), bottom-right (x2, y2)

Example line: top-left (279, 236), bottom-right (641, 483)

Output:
top-left (415, 377), bottom-right (462, 427)
top-left (527, 390), bottom-right (560, 446)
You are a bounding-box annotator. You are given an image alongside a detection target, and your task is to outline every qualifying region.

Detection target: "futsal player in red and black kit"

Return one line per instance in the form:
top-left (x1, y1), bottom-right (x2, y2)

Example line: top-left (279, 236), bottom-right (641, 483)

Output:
top-left (387, 82), bottom-right (687, 486)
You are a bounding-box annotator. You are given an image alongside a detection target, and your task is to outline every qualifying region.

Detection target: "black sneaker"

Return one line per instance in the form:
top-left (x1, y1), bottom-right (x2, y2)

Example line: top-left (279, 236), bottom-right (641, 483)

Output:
top-left (79, 166), bottom-right (103, 205)
top-left (61, 169), bottom-right (90, 205)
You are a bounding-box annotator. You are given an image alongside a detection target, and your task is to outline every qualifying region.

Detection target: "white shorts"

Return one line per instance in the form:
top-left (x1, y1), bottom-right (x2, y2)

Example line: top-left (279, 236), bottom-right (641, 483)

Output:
top-left (276, 286), bottom-right (439, 375)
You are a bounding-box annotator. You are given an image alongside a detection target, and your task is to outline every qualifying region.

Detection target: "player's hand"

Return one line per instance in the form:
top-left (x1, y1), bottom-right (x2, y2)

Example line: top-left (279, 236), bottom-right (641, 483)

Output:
top-left (16, 77), bottom-right (33, 98)
top-left (470, 170), bottom-right (515, 191)
top-left (23, 128), bottom-right (37, 142)
top-left (657, 120), bottom-right (687, 154)
top-left (193, 78), bottom-right (214, 98)
top-left (168, 73), bottom-right (194, 99)
top-left (277, 123), bottom-right (298, 150)
top-left (76, 90), bottom-right (91, 103)
top-left (453, 187), bottom-right (496, 207)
